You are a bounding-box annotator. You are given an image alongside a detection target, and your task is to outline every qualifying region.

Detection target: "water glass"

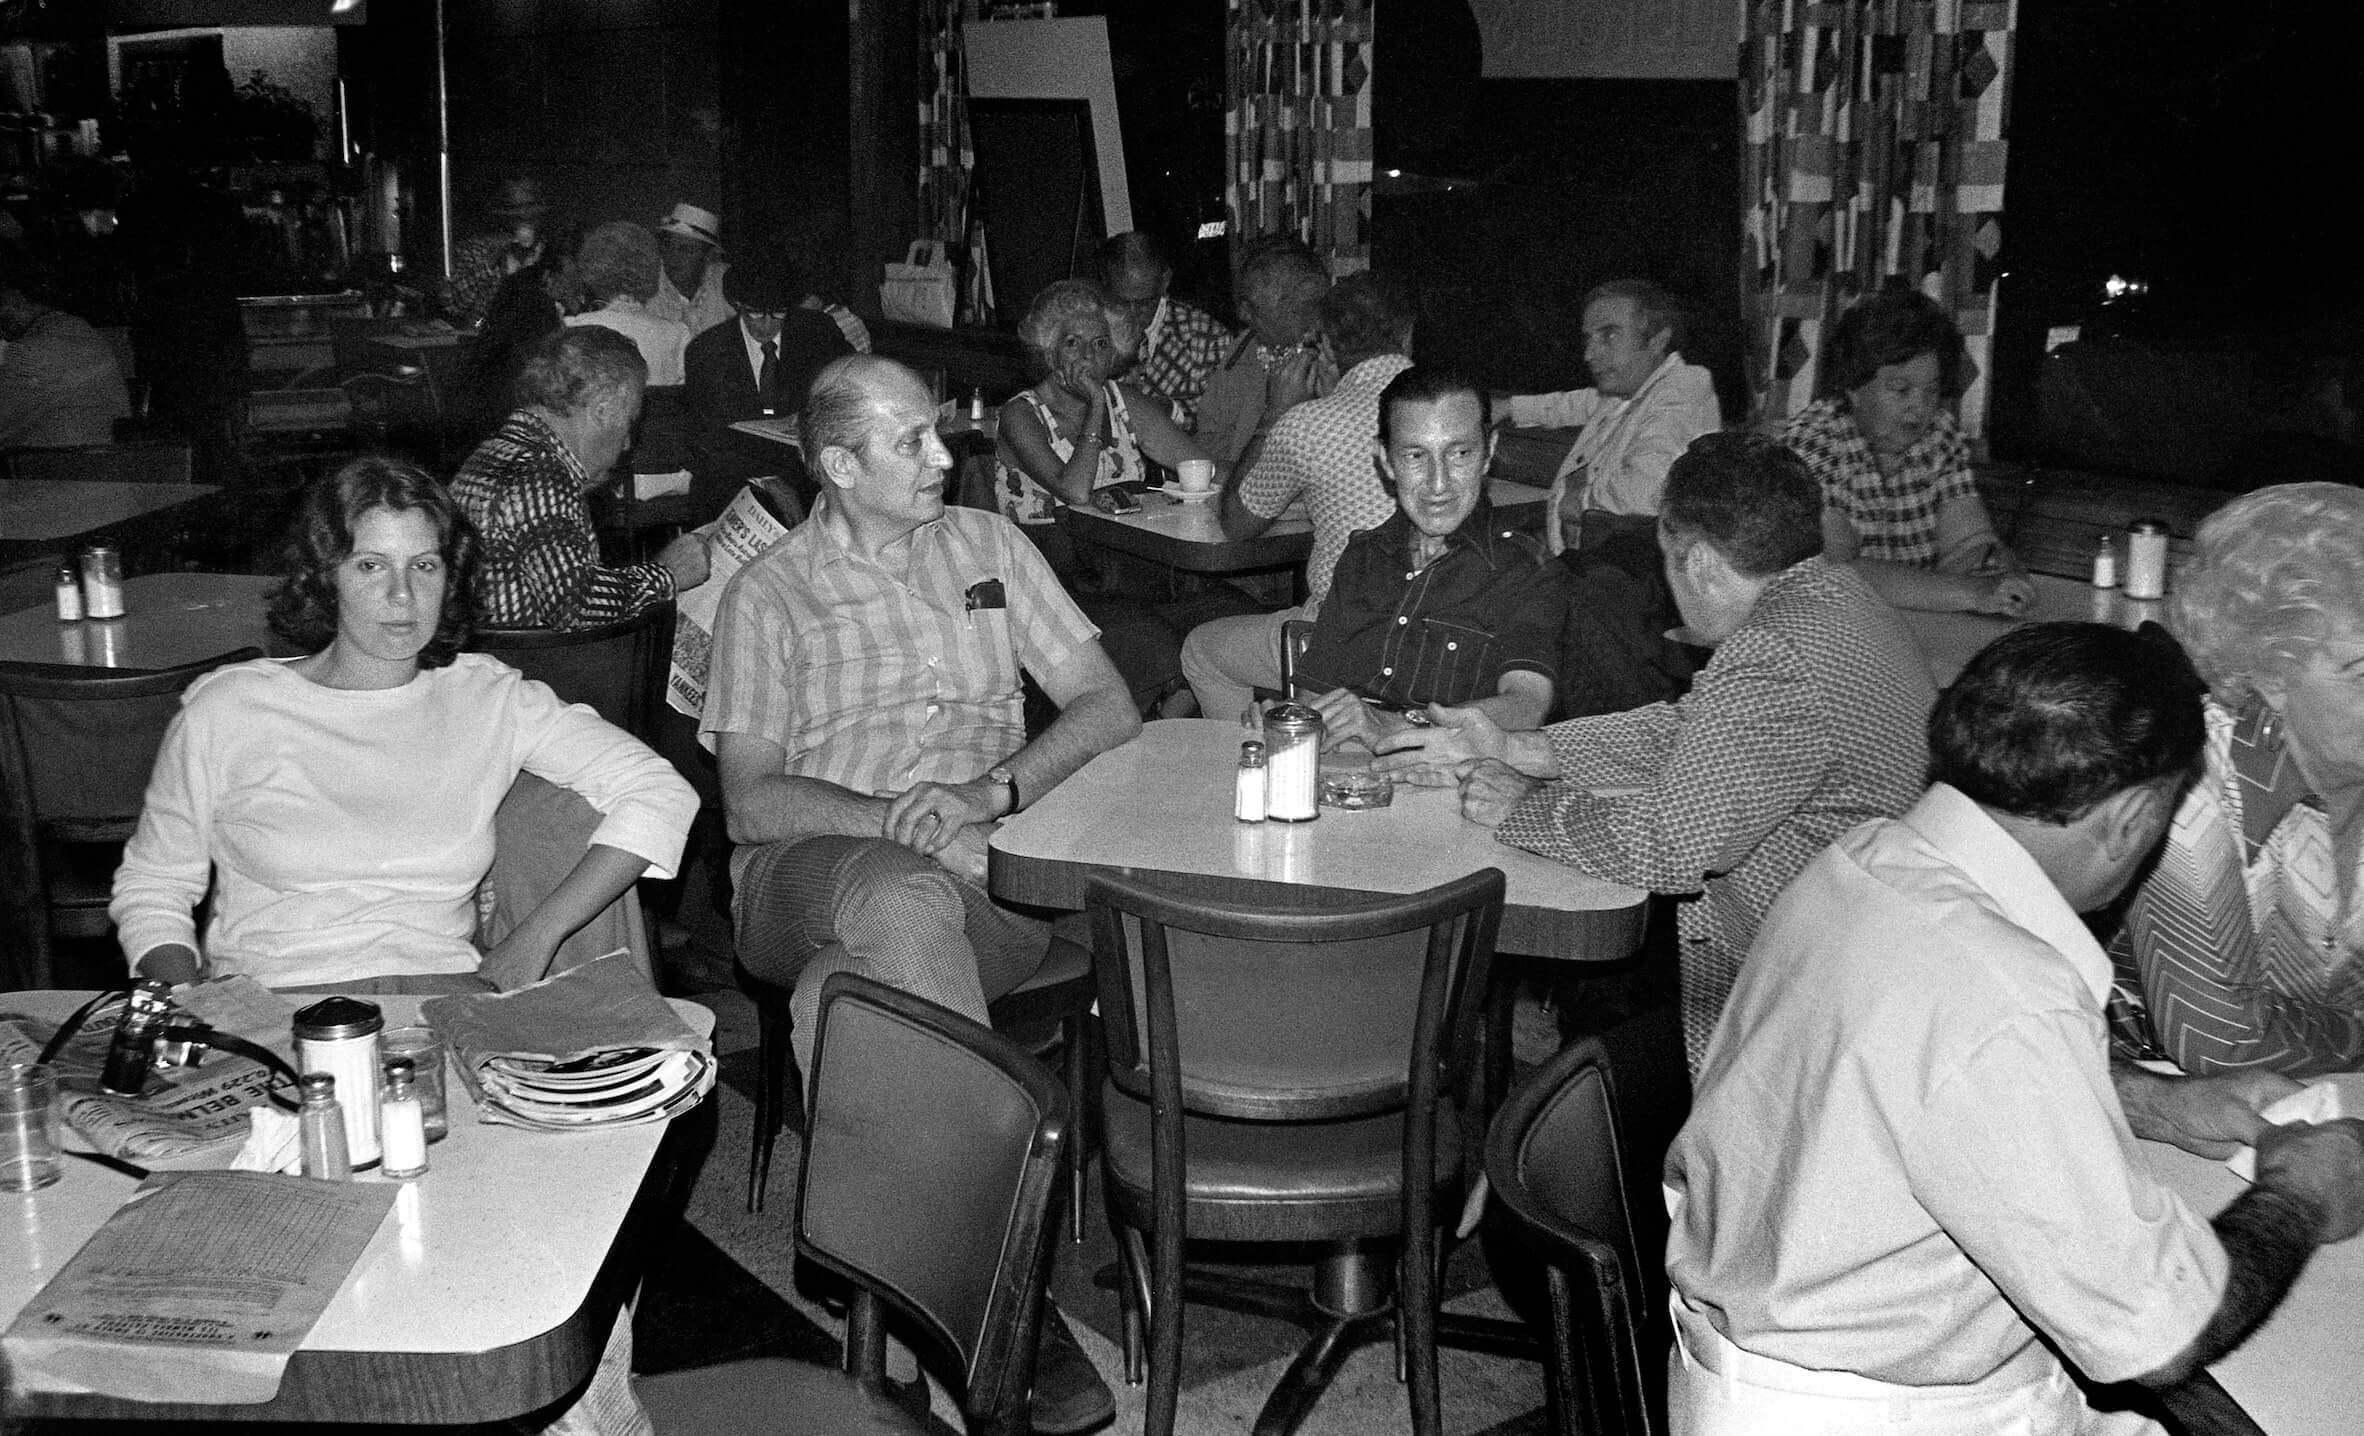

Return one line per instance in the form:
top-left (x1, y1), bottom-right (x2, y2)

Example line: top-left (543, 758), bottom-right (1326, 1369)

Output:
top-left (0, 1064), bottom-right (62, 1192)
top-left (381, 1028), bottom-right (450, 1142)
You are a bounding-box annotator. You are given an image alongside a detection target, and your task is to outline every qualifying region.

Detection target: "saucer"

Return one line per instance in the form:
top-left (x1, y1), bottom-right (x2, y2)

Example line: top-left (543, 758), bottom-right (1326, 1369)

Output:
top-left (1160, 484), bottom-right (1218, 504)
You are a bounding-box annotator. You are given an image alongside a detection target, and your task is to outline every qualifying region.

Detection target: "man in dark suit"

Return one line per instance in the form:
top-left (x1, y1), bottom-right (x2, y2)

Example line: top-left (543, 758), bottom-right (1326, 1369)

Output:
top-left (683, 242), bottom-right (852, 515)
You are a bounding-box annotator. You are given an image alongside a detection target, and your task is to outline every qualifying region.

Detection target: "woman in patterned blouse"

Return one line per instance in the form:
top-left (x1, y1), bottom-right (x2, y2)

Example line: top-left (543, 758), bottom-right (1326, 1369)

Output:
top-left (2114, 483), bottom-right (2364, 1075)
top-left (1781, 287), bottom-right (2032, 615)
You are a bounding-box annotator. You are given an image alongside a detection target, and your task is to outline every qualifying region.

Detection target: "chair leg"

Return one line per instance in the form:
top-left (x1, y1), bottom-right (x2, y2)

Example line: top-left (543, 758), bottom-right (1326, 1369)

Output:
top-left (1148, 1208), bottom-right (1187, 1436)
top-left (1064, 1009), bottom-right (1088, 1244)
top-left (1401, 1225), bottom-right (1443, 1436)
top-left (746, 996), bottom-right (796, 1214)
top-left (1114, 1219), bottom-right (1153, 1387)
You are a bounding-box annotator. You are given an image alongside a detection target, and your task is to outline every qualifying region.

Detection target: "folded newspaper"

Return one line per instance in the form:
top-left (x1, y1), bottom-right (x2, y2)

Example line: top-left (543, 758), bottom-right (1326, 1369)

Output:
top-left (0, 1005), bottom-right (277, 1168)
top-left (420, 952), bottom-right (715, 1131)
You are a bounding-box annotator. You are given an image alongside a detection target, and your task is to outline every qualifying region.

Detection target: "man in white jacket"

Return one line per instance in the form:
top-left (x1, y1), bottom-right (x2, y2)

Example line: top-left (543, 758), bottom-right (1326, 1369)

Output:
top-left (1502, 280), bottom-right (1723, 714)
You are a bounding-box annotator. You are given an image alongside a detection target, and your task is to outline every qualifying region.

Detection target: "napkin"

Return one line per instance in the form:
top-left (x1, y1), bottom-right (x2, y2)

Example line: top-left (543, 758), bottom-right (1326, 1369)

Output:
top-left (230, 1105), bottom-right (302, 1174)
top-left (2226, 1081), bottom-right (2344, 1181)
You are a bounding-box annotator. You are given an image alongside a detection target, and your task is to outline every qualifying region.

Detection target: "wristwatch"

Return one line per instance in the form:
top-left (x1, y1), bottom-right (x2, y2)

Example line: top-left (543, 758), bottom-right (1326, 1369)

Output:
top-left (985, 764), bottom-right (1021, 818)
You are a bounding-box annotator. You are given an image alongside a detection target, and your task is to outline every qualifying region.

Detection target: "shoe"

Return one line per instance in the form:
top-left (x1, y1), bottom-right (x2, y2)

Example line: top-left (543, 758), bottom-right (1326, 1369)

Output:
top-left (1029, 1304), bottom-right (1116, 1434)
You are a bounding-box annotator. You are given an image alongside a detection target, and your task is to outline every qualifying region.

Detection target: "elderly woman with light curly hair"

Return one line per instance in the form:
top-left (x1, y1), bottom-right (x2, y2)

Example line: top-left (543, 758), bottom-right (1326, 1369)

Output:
top-left (2113, 481), bottom-right (2364, 1076)
top-left (562, 219), bottom-right (691, 386)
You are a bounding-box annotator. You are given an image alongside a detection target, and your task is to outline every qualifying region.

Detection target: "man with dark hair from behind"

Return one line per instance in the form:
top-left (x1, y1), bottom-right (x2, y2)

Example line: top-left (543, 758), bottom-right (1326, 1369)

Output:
top-left (1663, 622), bottom-right (2364, 1432)
top-left (1380, 432), bottom-right (1934, 1068)
top-left (452, 324), bottom-right (709, 629)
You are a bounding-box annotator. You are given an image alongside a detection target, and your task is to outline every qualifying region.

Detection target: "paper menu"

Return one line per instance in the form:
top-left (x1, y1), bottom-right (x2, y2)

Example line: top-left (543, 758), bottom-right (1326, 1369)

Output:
top-left (3, 1170), bottom-right (397, 1404)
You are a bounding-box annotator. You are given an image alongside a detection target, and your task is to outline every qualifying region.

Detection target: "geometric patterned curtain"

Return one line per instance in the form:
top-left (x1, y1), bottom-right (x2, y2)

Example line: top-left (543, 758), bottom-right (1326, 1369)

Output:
top-left (1739, 0), bottom-right (2015, 439)
top-left (1227, 0), bottom-right (1376, 276)
top-left (917, 0), bottom-right (973, 248)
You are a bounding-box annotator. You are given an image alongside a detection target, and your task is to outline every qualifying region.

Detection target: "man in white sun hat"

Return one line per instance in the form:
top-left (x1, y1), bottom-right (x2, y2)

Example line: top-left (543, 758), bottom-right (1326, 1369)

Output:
top-left (651, 202), bottom-right (734, 338)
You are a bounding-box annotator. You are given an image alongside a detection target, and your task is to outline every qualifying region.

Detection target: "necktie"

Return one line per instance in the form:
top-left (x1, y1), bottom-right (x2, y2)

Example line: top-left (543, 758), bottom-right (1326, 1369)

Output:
top-left (758, 339), bottom-right (779, 400)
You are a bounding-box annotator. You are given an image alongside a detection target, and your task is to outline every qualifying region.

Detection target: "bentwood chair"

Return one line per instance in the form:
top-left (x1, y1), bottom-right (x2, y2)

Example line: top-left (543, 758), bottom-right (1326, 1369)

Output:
top-left (470, 601), bottom-right (676, 748)
top-left (637, 973), bottom-right (1069, 1436)
top-left (1482, 1003), bottom-right (1688, 1436)
top-left (1086, 867), bottom-right (1507, 1436)
top-left (0, 649), bottom-right (261, 988)
top-left (745, 927), bottom-right (1099, 1246)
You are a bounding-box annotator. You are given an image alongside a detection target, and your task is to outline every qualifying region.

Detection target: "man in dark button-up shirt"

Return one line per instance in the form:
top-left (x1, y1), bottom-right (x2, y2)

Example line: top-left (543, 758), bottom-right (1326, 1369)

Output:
top-left (1298, 365), bottom-right (1565, 750)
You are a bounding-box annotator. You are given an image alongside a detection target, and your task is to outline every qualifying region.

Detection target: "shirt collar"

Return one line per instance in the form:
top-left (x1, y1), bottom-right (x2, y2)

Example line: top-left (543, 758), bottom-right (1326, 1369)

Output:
top-left (1383, 494), bottom-right (1509, 566)
top-left (806, 498), bottom-right (950, 571)
top-left (1901, 783), bottom-right (2117, 1007)
top-left (1338, 354), bottom-right (1412, 395)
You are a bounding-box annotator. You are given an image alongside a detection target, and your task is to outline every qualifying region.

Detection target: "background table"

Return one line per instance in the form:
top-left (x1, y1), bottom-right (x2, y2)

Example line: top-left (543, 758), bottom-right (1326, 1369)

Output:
top-left (0, 482), bottom-right (222, 563)
top-left (2142, 1070), bottom-right (2364, 1435)
top-left (0, 992), bottom-right (710, 1425)
top-left (990, 718), bottom-right (1647, 959)
top-left (1901, 573), bottom-right (2167, 687)
top-left (0, 572), bottom-right (278, 673)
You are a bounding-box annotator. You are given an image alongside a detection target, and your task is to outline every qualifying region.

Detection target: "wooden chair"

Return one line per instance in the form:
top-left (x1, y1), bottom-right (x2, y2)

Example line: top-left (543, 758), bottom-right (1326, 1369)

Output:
top-left (1085, 867), bottom-right (1507, 1436)
top-left (638, 973), bottom-right (1069, 1435)
top-left (4, 439), bottom-right (194, 486)
top-left (470, 601), bottom-right (676, 748)
top-left (0, 649), bottom-right (260, 988)
top-left (1482, 1004), bottom-right (1688, 1436)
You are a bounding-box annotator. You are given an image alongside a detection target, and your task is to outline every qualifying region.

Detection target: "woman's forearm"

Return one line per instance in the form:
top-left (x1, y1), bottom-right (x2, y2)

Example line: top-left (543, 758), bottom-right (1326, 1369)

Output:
top-left (478, 843), bottom-right (651, 990)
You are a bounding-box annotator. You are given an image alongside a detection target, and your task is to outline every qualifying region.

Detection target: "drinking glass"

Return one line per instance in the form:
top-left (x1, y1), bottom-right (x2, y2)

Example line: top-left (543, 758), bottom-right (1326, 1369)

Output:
top-left (0, 1064), bottom-right (63, 1192)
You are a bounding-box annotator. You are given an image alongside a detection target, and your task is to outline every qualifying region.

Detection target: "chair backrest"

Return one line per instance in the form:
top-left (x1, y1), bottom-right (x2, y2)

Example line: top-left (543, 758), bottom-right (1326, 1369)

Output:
top-left (0, 650), bottom-right (260, 826)
top-left (470, 601), bottom-right (676, 746)
top-left (5, 440), bottom-right (194, 486)
top-left (0, 649), bottom-right (261, 989)
top-left (1277, 616), bottom-right (1317, 698)
top-left (797, 973), bottom-right (1070, 1425)
top-left (1484, 1003), bottom-right (1688, 1436)
top-left (1087, 868), bottom-right (1506, 1124)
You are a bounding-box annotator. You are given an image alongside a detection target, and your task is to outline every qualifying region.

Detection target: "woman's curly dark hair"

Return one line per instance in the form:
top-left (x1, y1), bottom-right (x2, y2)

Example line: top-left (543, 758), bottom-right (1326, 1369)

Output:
top-left (267, 457), bottom-right (478, 667)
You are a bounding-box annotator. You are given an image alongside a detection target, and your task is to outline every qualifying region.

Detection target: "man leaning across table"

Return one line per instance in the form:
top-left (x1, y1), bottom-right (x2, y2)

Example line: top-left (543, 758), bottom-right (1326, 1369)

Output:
top-left (452, 325), bottom-right (710, 630)
top-left (1181, 271), bottom-right (1416, 722)
top-left (1377, 433), bottom-right (1933, 1070)
top-left (700, 353), bottom-right (1132, 1433)
top-left (1501, 279), bottom-right (1721, 715)
top-left (1663, 621), bottom-right (2364, 1434)
top-left (1295, 364), bottom-right (1565, 752)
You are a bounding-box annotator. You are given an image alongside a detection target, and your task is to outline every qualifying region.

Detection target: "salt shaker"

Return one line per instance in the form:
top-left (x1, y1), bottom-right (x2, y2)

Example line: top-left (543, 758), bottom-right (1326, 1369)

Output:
top-left (2124, 519), bottom-right (2170, 600)
top-left (2091, 533), bottom-right (2119, 590)
top-left (378, 1058), bottom-right (430, 1180)
top-left (294, 997), bottom-right (384, 1167)
top-left (1235, 739), bottom-right (1268, 822)
top-left (79, 545), bottom-right (124, 619)
top-left (1261, 703), bottom-right (1323, 823)
top-left (297, 1074), bottom-right (353, 1180)
top-left (53, 563), bottom-right (82, 621)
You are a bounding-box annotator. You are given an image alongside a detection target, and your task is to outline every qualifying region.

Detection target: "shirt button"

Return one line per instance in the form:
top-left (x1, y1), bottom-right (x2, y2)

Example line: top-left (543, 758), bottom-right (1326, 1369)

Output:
top-left (1405, 570), bottom-right (1418, 580)
top-left (1382, 666), bottom-right (1393, 676)
top-left (1397, 616), bottom-right (1409, 626)
top-left (1446, 641), bottom-right (1458, 651)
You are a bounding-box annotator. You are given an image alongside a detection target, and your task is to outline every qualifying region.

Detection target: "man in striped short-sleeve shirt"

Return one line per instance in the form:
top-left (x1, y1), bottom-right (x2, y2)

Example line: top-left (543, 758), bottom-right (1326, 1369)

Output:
top-left (700, 355), bottom-right (1140, 1075)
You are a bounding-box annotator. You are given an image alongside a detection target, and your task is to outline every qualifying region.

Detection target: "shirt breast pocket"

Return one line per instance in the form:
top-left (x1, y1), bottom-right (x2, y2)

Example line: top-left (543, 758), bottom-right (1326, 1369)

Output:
top-left (1401, 618), bottom-right (1499, 707)
top-left (957, 604), bottom-right (1023, 696)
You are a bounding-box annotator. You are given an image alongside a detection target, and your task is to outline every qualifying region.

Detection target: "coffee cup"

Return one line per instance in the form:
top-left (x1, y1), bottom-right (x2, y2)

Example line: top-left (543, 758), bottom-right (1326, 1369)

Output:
top-left (1177, 459), bottom-right (1216, 493)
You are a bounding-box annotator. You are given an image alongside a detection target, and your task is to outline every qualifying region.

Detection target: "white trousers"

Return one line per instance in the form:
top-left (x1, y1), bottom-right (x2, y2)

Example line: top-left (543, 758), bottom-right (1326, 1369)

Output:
top-left (1669, 1293), bottom-right (2161, 1436)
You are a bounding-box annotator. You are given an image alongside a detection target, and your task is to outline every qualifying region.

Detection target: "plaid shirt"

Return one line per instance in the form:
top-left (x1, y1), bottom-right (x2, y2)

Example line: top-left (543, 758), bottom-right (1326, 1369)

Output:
top-left (1782, 397), bottom-right (1976, 566)
top-left (451, 409), bottom-right (674, 629)
top-left (441, 233), bottom-right (516, 328)
top-left (1130, 297), bottom-right (1234, 426)
top-left (1493, 558), bottom-right (1935, 1067)
top-left (700, 504), bottom-right (1099, 797)
top-left (1237, 354), bottom-right (1411, 610)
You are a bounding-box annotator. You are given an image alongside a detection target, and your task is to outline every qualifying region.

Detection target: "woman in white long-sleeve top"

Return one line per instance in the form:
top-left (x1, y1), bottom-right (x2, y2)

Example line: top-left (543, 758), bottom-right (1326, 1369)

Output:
top-left (110, 456), bottom-right (698, 995)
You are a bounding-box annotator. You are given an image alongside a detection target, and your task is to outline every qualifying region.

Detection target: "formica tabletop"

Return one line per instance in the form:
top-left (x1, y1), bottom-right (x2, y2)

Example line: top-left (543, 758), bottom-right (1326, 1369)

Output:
top-left (0, 481), bottom-right (219, 549)
top-left (1901, 572), bottom-right (2167, 687)
top-left (2143, 1069), bottom-right (2364, 1435)
top-left (0, 572), bottom-right (279, 673)
top-left (990, 718), bottom-right (1647, 960)
top-left (0, 992), bottom-right (711, 1425)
